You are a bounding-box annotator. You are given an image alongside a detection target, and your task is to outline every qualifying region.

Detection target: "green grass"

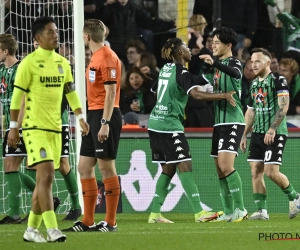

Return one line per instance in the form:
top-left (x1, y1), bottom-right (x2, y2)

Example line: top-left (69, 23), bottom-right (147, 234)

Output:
top-left (1, 214), bottom-right (300, 250)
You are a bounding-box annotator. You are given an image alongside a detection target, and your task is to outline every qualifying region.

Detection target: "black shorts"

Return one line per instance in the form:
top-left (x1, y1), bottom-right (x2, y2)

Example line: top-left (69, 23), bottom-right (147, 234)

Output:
top-left (247, 132), bottom-right (287, 165)
top-left (80, 108), bottom-right (122, 159)
top-left (3, 129), bottom-right (27, 157)
top-left (61, 125), bottom-right (70, 157)
top-left (211, 124), bottom-right (245, 157)
top-left (148, 130), bottom-right (191, 164)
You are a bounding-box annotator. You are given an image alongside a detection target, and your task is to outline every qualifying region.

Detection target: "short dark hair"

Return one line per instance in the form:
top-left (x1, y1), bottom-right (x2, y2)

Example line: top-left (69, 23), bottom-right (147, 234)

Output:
top-left (32, 16), bottom-right (56, 41)
top-left (213, 27), bottom-right (237, 50)
top-left (126, 39), bottom-right (146, 54)
top-left (251, 48), bottom-right (272, 60)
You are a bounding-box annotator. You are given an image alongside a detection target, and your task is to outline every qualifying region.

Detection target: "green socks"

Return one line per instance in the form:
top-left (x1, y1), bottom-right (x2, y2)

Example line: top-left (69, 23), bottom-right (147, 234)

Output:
top-left (63, 169), bottom-right (81, 209)
top-left (5, 172), bottom-right (21, 218)
top-left (151, 173), bottom-right (171, 213)
top-left (179, 171), bottom-right (201, 214)
top-left (283, 184), bottom-right (298, 201)
top-left (226, 170), bottom-right (245, 211)
top-left (219, 178), bottom-right (234, 215)
top-left (253, 193), bottom-right (267, 210)
top-left (20, 172), bottom-right (36, 192)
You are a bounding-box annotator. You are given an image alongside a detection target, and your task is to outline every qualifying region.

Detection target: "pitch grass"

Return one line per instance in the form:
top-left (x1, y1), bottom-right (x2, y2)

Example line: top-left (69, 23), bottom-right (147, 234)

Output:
top-left (0, 213), bottom-right (300, 250)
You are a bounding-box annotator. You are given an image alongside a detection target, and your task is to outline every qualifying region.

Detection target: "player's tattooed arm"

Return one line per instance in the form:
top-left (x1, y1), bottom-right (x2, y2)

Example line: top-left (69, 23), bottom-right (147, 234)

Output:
top-left (269, 95), bottom-right (289, 133)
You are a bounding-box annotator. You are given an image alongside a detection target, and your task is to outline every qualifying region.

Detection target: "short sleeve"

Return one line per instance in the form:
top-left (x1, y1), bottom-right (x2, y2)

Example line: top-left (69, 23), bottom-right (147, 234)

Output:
top-left (100, 55), bottom-right (118, 83)
top-left (63, 59), bottom-right (74, 83)
top-left (14, 57), bottom-right (32, 90)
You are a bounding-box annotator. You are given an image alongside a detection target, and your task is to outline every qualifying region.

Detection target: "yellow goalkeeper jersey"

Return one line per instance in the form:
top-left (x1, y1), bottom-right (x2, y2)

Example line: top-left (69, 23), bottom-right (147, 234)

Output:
top-left (14, 47), bottom-right (73, 132)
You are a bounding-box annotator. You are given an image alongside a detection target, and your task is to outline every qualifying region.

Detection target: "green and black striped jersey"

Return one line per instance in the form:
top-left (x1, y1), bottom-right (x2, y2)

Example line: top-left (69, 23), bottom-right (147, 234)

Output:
top-left (148, 63), bottom-right (205, 133)
top-left (0, 61), bottom-right (20, 130)
top-left (212, 57), bottom-right (245, 126)
top-left (248, 73), bottom-right (289, 135)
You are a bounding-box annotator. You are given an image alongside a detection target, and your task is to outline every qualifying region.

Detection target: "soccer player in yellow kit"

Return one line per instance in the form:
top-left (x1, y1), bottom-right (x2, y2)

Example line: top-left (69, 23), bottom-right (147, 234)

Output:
top-left (7, 16), bottom-right (89, 243)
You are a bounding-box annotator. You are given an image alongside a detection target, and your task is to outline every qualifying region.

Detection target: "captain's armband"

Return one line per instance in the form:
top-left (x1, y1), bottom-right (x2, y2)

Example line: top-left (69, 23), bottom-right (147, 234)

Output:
top-left (64, 82), bottom-right (76, 93)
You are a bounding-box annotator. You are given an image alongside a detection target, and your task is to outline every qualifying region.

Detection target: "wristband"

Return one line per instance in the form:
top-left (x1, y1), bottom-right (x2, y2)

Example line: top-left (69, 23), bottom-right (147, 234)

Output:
top-left (77, 114), bottom-right (85, 121)
top-left (10, 121), bottom-right (18, 129)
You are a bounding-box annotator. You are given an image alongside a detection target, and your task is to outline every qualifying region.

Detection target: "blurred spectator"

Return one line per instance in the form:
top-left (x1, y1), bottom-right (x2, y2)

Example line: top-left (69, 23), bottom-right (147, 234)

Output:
top-left (279, 58), bottom-right (300, 115)
top-left (184, 84), bottom-right (215, 127)
top-left (193, 0), bottom-right (213, 33)
top-left (85, 46), bottom-right (92, 68)
top-left (270, 52), bottom-right (279, 72)
top-left (193, 0), bottom-right (257, 50)
top-left (59, 41), bottom-right (74, 65)
top-left (241, 58), bottom-right (255, 114)
top-left (120, 66), bottom-right (156, 116)
top-left (234, 48), bottom-right (251, 66)
top-left (122, 112), bottom-right (141, 128)
top-left (185, 14), bottom-right (215, 127)
top-left (126, 39), bottom-right (146, 69)
top-left (204, 34), bottom-right (213, 52)
top-left (251, 0), bottom-right (274, 52)
top-left (100, 0), bottom-right (175, 65)
top-left (136, 51), bottom-right (159, 81)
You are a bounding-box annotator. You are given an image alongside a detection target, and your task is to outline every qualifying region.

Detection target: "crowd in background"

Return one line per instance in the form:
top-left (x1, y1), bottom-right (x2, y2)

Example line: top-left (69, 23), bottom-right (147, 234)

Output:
top-left (2, 0), bottom-right (300, 128)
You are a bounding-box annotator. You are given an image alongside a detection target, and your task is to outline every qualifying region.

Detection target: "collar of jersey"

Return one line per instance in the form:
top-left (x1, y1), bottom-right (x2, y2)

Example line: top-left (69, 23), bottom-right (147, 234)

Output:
top-left (36, 47), bottom-right (56, 57)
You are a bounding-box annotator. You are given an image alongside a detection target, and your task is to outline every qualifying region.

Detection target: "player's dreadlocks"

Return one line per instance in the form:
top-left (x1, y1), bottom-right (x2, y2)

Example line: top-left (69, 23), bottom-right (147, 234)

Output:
top-left (161, 38), bottom-right (183, 61)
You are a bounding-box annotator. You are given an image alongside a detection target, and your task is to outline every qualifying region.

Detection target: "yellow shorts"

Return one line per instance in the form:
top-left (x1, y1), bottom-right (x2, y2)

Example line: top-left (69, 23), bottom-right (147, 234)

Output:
top-left (23, 130), bottom-right (61, 169)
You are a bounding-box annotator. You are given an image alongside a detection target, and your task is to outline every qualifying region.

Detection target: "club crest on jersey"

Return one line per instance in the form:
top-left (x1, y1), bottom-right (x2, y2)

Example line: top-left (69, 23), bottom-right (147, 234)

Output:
top-left (58, 64), bottom-right (64, 74)
top-left (40, 147), bottom-right (47, 158)
top-left (253, 87), bottom-right (268, 105)
top-left (89, 70), bottom-right (96, 83)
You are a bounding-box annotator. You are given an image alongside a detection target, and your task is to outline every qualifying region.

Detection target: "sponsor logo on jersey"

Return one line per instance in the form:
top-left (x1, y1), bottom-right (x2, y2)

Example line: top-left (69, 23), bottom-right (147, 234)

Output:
top-left (172, 133), bottom-right (179, 138)
top-left (0, 77), bottom-right (7, 93)
top-left (278, 150), bottom-right (282, 154)
top-left (230, 131), bottom-right (237, 136)
top-left (174, 139), bottom-right (182, 144)
top-left (176, 146), bottom-right (183, 152)
top-left (253, 87), bottom-right (268, 105)
top-left (96, 149), bottom-right (104, 152)
top-left (40, 76), bottom-right (64, 83)
top-left (229, 138), bottom-right (236, 143)
top-left (230, 188), bottom-right (240, 193)
top-left (192, 193), bottom-right (199, 197)
top-left (228, 145), bottom-right (234, 150)
top-left (178, 153), bottom-right (185, 159)
top-left (278, 143), bottom-right (283, 147)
